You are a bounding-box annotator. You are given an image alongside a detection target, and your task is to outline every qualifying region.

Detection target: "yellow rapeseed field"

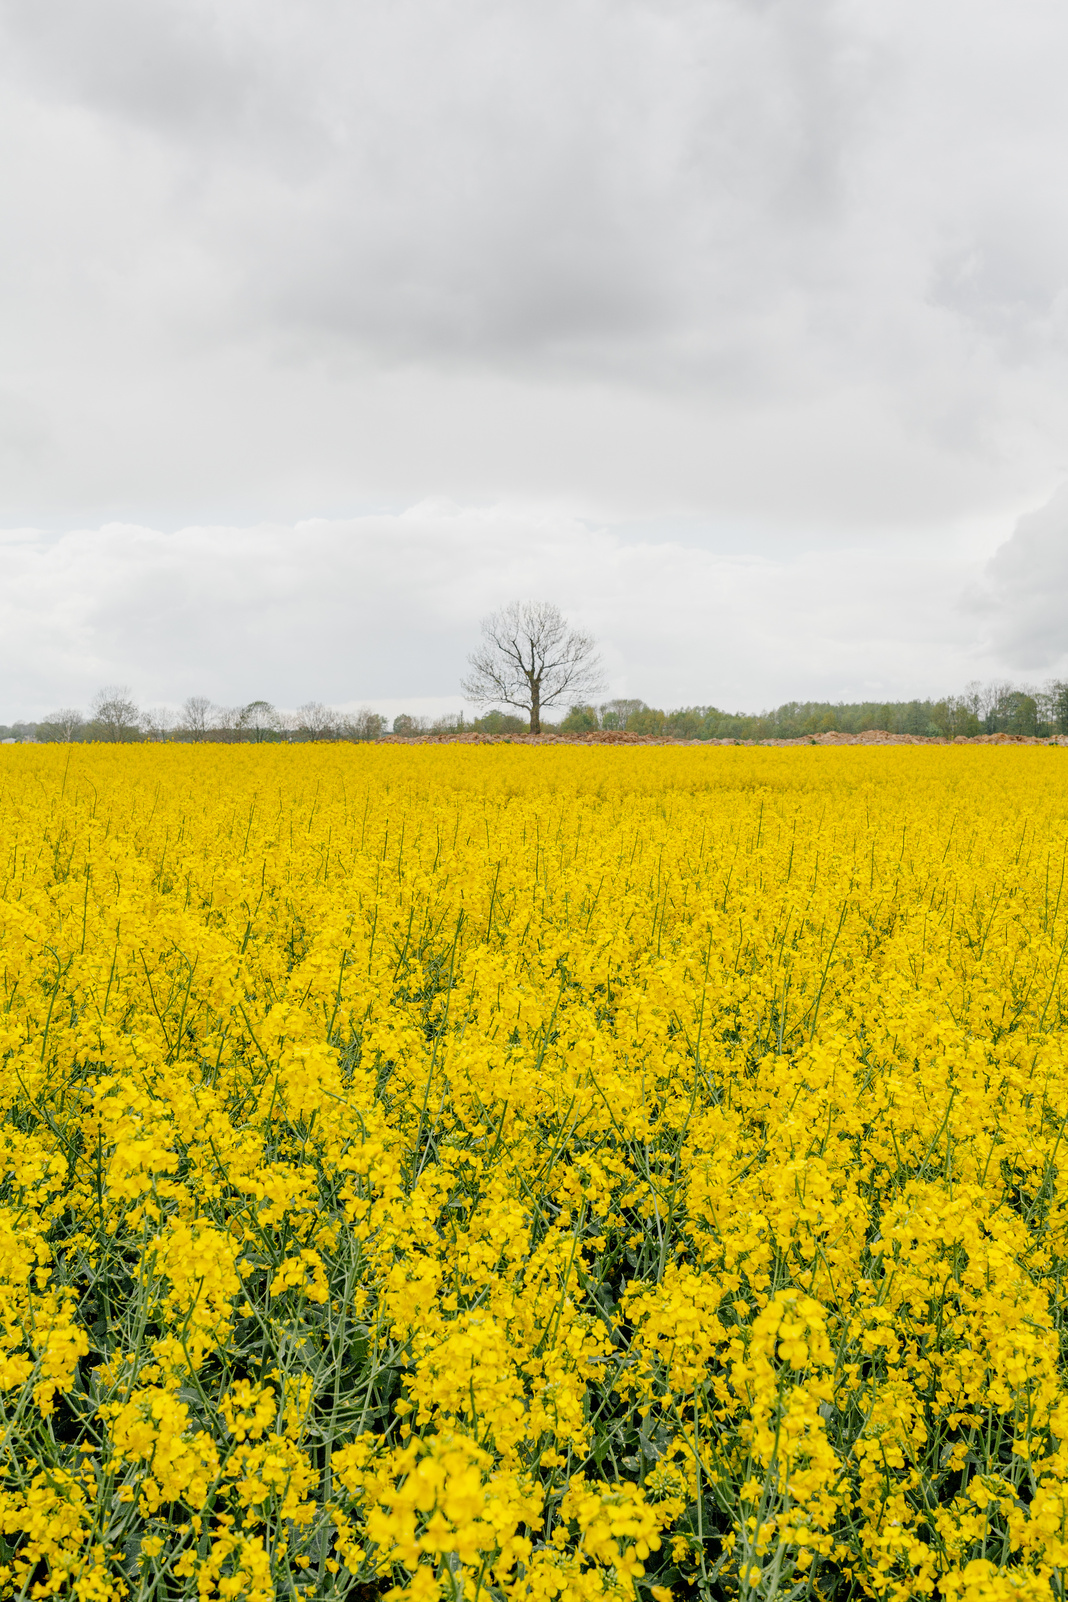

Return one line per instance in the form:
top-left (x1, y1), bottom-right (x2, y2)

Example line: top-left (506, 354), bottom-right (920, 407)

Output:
top-left (2, 745), bottom-right (1068, 1602)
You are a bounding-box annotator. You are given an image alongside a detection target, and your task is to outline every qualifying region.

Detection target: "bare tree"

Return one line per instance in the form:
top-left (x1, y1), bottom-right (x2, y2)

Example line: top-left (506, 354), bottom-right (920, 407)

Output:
top-left (37, 708), bottom-right (84, 742)
top-left (139, 706), bottom-right (176, 741)
top-left (338, 708), bottom-right (386, 741)
top-left (295, 701), bottom-right (337, 740)
top-left (237, 700), bottom-right (279, 742)
top-left (91, 685), bottom-right (140, 741)
top-left (462, 602), bottom-right (605, 734)
top-left (1044, 679), bottom-right (1068, 736)
top-left (179, 695), bottom-right (215, 741)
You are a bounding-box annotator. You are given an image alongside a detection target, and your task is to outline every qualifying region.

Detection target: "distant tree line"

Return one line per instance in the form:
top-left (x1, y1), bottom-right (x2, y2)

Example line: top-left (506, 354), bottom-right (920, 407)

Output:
top-left (4, 680), bottom-right (1068, 745)
top-left (0, 688), bottom-right (389, 745)
top-left (390, 710), bottom-right (529, 737)
top-left (0, 687), bottom-right (530, 744)
top-left (559, 682), bottom-right (1068, 740)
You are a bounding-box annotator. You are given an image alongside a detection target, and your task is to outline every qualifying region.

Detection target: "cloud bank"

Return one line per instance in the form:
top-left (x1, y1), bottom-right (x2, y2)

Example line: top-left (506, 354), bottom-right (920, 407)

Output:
top-left (0, 504), bottom-right (1027, 721)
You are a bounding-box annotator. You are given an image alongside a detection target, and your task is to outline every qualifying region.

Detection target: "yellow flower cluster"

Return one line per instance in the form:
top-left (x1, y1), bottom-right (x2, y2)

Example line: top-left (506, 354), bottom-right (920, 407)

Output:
top-left (1, 743), bottom-right (1068, 1600)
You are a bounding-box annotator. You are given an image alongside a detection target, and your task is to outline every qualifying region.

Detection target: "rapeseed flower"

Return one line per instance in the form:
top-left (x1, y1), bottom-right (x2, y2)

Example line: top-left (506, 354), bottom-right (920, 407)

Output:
top-left (0, 743), bottom-right (1067, 1596)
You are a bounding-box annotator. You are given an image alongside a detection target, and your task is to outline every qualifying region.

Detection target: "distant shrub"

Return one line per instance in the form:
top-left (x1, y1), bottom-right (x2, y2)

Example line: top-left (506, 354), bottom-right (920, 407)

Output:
top-left (474, 710), bottom-right (528, 734)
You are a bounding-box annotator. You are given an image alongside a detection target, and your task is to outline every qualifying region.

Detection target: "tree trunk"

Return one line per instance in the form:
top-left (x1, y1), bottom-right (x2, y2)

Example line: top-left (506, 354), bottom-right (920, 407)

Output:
top-left (529, 682), bottom-right (541, 734)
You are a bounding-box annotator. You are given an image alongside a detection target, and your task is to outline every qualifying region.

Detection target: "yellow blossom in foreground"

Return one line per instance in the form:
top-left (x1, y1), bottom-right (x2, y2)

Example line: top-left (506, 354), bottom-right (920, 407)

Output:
top-left (1, 742), bottom-right (1068, 1597)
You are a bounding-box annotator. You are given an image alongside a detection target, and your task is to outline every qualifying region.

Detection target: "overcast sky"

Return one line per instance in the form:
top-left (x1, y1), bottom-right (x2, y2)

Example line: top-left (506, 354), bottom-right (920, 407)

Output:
top-left (2, 0), bottom-right (1068, 719)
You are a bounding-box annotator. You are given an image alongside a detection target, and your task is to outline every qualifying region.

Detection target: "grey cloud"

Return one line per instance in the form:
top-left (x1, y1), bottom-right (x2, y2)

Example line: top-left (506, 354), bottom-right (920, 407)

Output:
top-left (0, 0), bottom-right (305, 155)
top-left (0, 0), bottom-right (1066, 537)
top-left (980, 484), bottom-right (1068, 670)
top-left (0, 0), bottom-right (908, 373)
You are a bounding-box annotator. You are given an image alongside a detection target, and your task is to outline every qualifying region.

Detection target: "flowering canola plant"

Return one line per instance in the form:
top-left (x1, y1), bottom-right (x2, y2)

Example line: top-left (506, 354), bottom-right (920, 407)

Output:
top-left (0, 745), bottom-right (1067, 1601)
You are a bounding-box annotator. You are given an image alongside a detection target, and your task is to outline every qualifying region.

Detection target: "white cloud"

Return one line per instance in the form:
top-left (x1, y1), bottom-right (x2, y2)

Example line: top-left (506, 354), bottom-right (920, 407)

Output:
top-left (0, 503), bottom-right (1006, 720)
